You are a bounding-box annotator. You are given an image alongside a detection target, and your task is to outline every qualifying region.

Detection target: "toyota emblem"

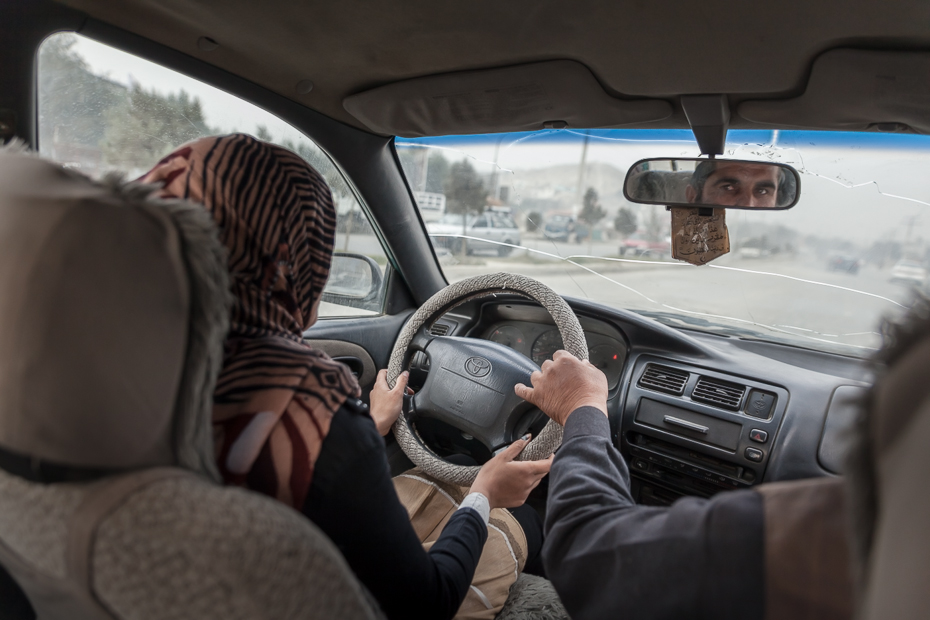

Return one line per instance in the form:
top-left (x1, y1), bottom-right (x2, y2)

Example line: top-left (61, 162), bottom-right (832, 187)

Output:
top-left (464, 356), bottom-right (492, 377)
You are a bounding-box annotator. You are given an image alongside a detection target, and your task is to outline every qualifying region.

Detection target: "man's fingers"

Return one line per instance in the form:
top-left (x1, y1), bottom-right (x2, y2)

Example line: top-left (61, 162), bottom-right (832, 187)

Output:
top-left (510, 457), bottom-right (553, 477)
top-left (540, 358), bottom-right (554, 373)
top-left (375, 368), bottom-right (388, 387)
top-left (514, 383), bottom-right (535, 403)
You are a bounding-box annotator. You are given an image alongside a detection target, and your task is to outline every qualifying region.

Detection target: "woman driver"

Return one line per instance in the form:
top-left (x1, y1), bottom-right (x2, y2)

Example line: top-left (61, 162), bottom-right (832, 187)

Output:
top-left (140, 134), bottom-right (549, 620)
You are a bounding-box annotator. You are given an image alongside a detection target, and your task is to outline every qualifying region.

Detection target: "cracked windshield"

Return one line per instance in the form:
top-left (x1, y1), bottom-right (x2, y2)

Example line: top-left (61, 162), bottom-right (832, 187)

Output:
top-left (396, 130), bottom-right (930, 356)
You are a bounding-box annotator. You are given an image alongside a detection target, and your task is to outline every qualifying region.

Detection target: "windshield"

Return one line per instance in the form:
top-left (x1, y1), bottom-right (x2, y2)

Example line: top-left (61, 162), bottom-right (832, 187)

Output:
top-left (396, 129), bottom-right (930, 357)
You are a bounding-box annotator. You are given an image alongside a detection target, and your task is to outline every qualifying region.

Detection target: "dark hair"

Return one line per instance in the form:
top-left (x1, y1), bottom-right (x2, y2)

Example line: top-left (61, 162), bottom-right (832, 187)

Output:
top-left (689, 160), bottom-right (796, 207)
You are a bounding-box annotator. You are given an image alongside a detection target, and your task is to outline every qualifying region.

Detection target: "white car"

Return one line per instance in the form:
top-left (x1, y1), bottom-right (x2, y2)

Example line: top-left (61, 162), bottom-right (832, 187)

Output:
top-left (426, 212), bottom-right (521, 256)
top-left (890, 259), bottom-right (928, 286)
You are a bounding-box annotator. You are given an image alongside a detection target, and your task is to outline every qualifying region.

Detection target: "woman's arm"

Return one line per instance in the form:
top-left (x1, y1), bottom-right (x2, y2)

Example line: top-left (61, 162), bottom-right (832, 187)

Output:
top-left (303, 398), bottom-right (486, 620)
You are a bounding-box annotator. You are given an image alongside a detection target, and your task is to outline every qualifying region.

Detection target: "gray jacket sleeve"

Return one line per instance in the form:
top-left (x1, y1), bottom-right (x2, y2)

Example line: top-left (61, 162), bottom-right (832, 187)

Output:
top-left (542, 407), bottom-right (764, 620)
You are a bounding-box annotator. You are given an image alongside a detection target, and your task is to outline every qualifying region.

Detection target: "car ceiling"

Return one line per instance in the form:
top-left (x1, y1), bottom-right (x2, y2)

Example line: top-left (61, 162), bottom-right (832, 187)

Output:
top-left (57, 0), bottom-right (930, 135)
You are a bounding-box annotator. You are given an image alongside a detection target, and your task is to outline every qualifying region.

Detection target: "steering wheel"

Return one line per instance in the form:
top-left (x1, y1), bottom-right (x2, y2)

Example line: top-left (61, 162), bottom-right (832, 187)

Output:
top-left (386, 273), bottom-right (588, 486)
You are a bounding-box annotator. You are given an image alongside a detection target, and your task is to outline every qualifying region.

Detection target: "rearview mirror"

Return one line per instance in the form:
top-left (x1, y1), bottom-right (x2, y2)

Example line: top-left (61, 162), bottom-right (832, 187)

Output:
top-left (624, 158), bottom-right (800, 210)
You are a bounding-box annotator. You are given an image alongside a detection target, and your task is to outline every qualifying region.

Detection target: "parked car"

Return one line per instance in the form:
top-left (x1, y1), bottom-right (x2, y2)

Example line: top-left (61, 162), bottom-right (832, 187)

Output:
top-left (890, 259), bottom-right (928, 286)
top-left (426, 212), bottom-right (520, 256)
top-left (543, 215), bottom-right (576, 242)
top-left (827, 254), bottom-right (862, 274)
top-left (619, 233), bottom-right (669, 258)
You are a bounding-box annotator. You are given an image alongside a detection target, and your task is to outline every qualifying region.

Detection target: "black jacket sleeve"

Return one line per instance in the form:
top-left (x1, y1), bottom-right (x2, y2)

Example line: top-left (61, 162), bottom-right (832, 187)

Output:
top-left (542, 407), bottom-right (764, 620)
top-left (303, 400), bottom-right (487, 620)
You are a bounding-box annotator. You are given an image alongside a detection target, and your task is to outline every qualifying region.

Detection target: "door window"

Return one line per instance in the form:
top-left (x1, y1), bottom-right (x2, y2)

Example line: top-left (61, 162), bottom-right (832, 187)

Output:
top-left (37, 33), bottom-right (386, 317)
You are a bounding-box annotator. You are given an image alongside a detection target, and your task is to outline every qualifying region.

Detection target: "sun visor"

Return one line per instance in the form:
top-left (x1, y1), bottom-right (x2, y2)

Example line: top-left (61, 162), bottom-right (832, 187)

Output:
top-left (739, 49), bottom-right (930, 134)
top-left (343, 60), bottom-right (672, 137)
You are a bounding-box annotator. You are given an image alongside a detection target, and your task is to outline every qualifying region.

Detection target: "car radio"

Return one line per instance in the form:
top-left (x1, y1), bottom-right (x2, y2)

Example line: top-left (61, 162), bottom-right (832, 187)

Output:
top-left (620, 356), bottom-right (788, 503)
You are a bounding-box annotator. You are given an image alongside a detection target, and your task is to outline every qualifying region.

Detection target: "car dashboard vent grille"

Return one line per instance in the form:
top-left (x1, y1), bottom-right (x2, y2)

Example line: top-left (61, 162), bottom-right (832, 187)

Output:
top-left (429, 322), bottom-right (451, 337)
top-left (638, 365), bottom-right (689, 395)
top-left (692, 377), bottom-right (745, 410)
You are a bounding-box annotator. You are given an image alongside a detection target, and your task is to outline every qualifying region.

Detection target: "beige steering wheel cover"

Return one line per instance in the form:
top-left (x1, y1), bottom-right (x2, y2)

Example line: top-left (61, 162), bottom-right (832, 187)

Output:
top-left (387, 272), bottom-right (588, 486)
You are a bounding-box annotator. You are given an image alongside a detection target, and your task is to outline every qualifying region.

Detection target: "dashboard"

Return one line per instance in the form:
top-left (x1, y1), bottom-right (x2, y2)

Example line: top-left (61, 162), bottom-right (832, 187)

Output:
top-left (481, 321), bottom-right (627, 389)
top-left (428, 297), bottom-right (872, 506)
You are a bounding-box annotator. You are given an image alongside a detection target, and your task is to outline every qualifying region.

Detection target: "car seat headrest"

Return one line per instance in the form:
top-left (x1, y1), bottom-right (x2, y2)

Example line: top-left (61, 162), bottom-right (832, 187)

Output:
top-left (847, 296), bottom-right (930, 618)
top-left (0, 148), bottom-right (229, 479)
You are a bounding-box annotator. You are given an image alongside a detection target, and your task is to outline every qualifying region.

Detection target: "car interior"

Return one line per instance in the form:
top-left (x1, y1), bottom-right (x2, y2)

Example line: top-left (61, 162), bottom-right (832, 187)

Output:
top-left (2, 0), bottom-right (930, 618)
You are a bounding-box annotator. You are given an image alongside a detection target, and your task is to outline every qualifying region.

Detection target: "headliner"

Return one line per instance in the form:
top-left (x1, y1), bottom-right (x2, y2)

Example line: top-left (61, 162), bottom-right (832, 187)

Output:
top-left (58, 0), bottom-right (930, 134)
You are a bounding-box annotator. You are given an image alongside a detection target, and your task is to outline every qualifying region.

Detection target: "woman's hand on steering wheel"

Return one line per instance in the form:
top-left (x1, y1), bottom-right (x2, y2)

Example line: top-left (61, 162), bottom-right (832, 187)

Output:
top-left (469, 435), bottom-right (553, 509)
top-left (371, 369), bottom-right (412, 436)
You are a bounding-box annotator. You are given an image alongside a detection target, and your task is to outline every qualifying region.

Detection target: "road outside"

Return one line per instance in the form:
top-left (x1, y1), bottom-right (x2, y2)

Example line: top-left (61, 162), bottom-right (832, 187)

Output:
top-left (334, 231), bottom-right (918, 353)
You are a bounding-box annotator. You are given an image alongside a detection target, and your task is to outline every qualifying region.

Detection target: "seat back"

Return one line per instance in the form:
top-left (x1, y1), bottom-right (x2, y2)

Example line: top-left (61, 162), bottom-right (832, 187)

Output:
top-left (0, 467), bottom-right (382, 620)
top-left (0, 148), bottom-right (381, 619)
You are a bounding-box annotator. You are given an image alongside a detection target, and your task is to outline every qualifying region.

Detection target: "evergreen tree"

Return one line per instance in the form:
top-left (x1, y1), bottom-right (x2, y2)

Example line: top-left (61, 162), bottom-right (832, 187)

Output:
top-left (578, 187), bottom-right (606, 252)
top-left (578, 187), bottom-right (606, 227)
top-left (526, 211), bottom-right (543, 233)
top-left (425, 152), bottom-right (450, 194)
top-left (38, 34), bottom-right (126, 168)
top-left (614, 207), bottom-right (638, 238)
top-left (445, 160), bottom-right (487, 255)
top-left (101, 83), bottom-right (216, 173)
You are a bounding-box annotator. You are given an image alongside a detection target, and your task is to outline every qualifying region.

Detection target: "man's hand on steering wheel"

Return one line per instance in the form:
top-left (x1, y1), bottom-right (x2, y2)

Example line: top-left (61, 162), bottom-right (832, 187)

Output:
top-left (515, 350), bottom-right (609, 425)
top-left (469, 434), bottom-right (553, 509)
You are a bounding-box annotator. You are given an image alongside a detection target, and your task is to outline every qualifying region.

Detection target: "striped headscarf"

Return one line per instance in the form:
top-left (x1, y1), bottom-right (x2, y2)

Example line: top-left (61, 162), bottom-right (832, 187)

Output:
top-left (142, 134), bottom-right (361, 508)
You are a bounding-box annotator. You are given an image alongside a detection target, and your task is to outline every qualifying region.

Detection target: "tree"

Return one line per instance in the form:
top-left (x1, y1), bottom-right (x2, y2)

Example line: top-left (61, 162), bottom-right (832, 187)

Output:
top-left (38, 34), bottom-right (127, 171)
top-left (614, 207), bottom-right (637, 238)
top-left (425, 152), bottom-right (450, 194)
top-left (578, 188), bottom-right (606, 227)
top-left (445, 160), bottom-right (487, 255)
top-left (578, 187), bottom-right (606, 252)
top-left (101, 83), bottom-right (216, 173)
top-left (644, 206), bottom-right (665, 242)
top-left (525, 211), bottom-right (543, 233)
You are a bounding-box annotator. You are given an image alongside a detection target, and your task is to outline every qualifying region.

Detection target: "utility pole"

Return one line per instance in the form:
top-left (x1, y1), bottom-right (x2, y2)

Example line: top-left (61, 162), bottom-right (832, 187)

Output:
top-left (574, 130), bottom-right (590, 215)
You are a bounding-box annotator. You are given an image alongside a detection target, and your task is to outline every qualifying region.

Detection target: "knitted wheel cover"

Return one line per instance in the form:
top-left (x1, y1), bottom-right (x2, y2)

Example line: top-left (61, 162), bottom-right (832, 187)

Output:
top-left (387, 272), bottom-right (588, 486)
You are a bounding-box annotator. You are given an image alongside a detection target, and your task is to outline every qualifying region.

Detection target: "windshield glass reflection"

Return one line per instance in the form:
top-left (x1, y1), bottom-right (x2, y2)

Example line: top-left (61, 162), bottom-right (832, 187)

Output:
top-left (396, 129), bottom-right (930, 356)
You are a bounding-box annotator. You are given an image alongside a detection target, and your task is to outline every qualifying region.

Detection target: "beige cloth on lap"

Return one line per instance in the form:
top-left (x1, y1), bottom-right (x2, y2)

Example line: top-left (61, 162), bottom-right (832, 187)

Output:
top-left (394, 468), bottom-right (528, 620)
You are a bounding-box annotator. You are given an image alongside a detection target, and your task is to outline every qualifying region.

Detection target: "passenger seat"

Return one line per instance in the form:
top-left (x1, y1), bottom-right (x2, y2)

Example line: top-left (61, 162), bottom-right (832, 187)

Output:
top-left (0, 149), bottom-right (382, 620)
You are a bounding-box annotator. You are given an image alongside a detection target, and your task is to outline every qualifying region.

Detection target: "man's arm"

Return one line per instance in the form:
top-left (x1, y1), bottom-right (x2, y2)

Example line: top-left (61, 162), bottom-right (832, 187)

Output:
top-left (516, 352), bottom-right (764, 620)
top-left (543, 406), bottom-right (764, 620)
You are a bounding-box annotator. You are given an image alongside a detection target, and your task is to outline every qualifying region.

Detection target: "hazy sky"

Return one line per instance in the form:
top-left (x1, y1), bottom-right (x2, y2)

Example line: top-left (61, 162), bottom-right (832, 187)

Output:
top-left (68, 33), bottom-right (930, 246)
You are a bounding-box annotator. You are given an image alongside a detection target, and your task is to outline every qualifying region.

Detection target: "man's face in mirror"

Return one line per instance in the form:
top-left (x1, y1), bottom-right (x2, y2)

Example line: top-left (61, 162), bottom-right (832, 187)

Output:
top-left (686, 162), bottom-right (780, 208)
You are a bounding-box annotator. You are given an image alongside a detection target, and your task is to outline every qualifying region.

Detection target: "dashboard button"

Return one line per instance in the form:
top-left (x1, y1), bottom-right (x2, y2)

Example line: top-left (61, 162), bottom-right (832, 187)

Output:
top-left (749, 429), bottom-right (768, 443)
top-left (745, 447), bottom-right (764, 462)
top-left (745, 390), bottom-right (776, 419)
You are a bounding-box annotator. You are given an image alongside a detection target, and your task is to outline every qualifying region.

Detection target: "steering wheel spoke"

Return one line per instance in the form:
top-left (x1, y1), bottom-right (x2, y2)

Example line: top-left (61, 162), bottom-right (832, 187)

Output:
top-left (410, 336), bottom-right (539, 454)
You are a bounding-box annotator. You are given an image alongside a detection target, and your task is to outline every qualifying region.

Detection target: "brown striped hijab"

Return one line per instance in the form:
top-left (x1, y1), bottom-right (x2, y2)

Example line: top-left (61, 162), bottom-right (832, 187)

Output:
top-left (142, 134), bottom-right (361, 508)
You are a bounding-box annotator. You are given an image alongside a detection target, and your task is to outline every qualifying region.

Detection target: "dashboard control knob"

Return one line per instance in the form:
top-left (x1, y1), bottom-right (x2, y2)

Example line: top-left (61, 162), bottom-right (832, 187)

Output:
top-left (744, 447), bottom-right (764, 462)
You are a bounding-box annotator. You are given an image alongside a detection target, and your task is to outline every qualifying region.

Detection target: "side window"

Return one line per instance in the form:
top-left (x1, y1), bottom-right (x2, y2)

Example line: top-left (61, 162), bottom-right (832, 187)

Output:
top-left (473, 215), bottom-right (490, 228)
top-left (37, 33), bottom-right (386, 318)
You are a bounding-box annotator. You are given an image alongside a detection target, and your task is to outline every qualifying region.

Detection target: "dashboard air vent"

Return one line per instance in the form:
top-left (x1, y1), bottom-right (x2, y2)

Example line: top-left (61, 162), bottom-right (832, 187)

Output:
top-left (429, 322), bottom-right (451, 337)
top-left (638, 364), bottom-right (689, 395)
top-left (692, 377), bottom-right (745, 410)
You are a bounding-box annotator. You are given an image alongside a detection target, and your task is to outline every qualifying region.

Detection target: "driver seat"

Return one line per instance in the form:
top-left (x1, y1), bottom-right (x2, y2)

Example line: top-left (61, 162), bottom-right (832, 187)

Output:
top-left (0, 149), bottom-right (382, 620)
